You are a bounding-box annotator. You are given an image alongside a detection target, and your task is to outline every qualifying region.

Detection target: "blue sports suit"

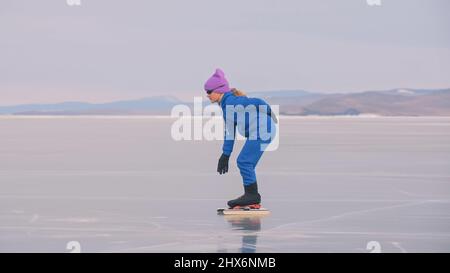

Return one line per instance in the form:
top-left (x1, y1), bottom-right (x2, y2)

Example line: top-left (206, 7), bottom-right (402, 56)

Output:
top-left (220, 92), bottom-right (276, 186)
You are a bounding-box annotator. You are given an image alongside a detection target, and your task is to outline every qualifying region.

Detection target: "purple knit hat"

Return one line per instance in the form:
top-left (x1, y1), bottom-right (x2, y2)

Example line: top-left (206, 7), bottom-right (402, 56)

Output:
top-left (204, 68), bottom-right (231, 94)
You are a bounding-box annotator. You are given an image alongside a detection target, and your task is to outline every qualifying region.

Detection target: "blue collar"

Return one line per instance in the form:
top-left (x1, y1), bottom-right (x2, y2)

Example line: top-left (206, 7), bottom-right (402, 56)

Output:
top-left (220, 92), bottom-right (233, 107)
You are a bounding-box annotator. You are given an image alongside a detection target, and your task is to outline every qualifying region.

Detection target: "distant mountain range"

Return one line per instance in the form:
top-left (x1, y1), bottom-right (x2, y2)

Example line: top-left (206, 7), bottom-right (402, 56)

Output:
top-left (0, 96), bottom-right (183, 115)
top-left (258, 88), bottom-right (450, 116)
top-left (1, 88), bottom-right (449, 116)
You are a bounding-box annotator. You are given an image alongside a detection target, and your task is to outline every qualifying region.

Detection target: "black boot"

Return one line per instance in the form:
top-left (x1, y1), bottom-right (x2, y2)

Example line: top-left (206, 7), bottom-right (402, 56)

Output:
top-left (227, 182), bottom-right (261, 208)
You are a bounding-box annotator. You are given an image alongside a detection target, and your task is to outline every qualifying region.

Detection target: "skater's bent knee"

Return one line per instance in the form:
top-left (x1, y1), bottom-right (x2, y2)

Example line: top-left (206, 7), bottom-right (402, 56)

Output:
top-left (237, 158), bottom-right (253, 169)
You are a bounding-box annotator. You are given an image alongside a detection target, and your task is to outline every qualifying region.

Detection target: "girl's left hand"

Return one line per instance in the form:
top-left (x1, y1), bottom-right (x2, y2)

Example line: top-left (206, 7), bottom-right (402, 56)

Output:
top-left (217, 154), bottom-right (229, 174)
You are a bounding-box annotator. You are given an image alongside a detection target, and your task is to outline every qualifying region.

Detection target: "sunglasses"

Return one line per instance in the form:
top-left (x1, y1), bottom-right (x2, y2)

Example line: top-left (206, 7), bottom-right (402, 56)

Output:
top-left (206, 84), bottom-right (226, 95)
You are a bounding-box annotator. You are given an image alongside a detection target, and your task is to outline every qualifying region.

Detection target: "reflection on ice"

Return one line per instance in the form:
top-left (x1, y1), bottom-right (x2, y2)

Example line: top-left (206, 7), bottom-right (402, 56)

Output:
top-left (220, 215), bottom-right (269, 253)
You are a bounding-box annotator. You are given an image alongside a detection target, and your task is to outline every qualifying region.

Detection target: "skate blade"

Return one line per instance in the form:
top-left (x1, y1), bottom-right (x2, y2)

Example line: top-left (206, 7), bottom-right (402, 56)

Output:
top-left (217, 207), bottom-right (270, 215)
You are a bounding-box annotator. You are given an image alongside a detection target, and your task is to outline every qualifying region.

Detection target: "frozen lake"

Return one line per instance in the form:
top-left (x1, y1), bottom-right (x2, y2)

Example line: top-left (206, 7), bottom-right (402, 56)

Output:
top-left (1, 116), bottom-right (450, 252)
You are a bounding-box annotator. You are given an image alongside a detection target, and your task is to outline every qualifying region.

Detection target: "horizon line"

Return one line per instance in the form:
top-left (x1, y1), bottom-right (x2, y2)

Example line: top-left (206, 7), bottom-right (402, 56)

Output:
top-left (1, 87), bottom-right (450, 107)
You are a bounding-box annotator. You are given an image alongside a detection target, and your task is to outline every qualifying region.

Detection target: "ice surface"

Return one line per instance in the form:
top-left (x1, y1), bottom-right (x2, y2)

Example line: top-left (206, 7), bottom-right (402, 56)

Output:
top-left (0, 116), bottom-right (449, 252)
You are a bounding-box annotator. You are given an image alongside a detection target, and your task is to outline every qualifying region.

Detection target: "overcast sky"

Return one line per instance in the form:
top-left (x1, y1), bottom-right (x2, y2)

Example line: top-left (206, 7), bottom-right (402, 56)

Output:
top-left (1, 0), bottom-right (449, 105)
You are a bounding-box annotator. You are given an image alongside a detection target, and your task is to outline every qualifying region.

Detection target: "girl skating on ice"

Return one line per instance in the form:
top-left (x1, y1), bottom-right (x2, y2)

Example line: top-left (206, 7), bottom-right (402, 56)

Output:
top-left (204, 68), bottom-right (277, 209)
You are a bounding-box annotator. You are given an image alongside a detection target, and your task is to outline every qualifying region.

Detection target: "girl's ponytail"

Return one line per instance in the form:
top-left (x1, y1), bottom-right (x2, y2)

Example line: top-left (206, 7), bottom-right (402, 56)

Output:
top-left (231, 88), bottom-right (246, 97)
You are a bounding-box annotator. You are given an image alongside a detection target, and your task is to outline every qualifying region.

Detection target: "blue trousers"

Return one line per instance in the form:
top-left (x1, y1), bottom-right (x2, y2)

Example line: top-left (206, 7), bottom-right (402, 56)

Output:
top-left (237, 137), bottom-right (273, 186)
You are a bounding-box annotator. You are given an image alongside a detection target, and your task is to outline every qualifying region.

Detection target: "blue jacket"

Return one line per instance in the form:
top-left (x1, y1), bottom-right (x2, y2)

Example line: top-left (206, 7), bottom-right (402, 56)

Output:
top-left (220, 92), bottom-right (275, 156)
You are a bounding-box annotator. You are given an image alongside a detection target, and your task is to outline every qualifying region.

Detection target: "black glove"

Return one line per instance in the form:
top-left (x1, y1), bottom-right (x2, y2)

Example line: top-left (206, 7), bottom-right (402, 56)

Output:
top-left (217, 153), bottom-right (230, 174)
